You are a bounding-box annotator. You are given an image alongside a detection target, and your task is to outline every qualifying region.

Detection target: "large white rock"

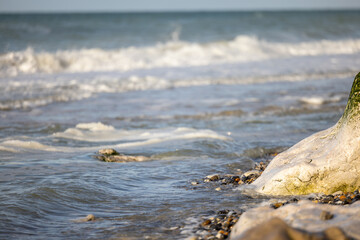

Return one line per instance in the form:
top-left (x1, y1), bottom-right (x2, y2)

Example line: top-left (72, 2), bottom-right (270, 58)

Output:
top-left (251, 72), bottom-right (360, 195)
top-left (230, 200), bottom-right (360, 240)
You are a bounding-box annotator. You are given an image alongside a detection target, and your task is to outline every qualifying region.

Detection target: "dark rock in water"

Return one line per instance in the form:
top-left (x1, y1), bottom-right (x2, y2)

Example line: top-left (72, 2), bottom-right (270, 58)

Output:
top-left (95, 149), bottom-right (150, 162)
top-left (98, 148), bottom-right (119, 155)
top-left (236, 217), bottom-right (348, 240)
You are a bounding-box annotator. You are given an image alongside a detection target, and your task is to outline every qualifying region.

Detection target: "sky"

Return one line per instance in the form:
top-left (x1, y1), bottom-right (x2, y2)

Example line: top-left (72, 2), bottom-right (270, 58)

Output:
top-left (1, 0), bottom-right (360, 13)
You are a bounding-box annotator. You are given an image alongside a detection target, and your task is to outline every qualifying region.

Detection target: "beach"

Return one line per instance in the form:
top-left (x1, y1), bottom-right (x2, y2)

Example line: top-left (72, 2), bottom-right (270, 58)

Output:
top-left (1, 11), bottom-right (360, 239)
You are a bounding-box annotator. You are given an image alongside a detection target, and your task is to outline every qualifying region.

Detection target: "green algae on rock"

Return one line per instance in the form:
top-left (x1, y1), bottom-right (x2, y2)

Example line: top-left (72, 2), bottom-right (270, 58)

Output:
top-left (250, 72), bottom-right (360, 195)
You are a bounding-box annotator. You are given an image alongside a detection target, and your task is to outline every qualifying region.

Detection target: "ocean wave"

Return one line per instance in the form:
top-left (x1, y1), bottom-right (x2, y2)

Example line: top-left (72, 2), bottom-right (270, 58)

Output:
top-left (0, 124), bottom-right (230, 153)
top-left (1, 36), bottom-right (360, 77)
top-left (0, 70), bottom-right (356, 111)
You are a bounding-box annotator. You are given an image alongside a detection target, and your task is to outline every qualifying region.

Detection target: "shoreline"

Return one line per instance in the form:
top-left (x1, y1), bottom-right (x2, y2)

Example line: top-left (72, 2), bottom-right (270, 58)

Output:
top-left (183, 155), bottom-right (360, 240)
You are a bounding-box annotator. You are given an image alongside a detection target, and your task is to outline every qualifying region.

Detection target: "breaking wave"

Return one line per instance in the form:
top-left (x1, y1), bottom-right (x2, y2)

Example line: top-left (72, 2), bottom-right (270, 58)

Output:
top-left (1, 36), bottom-right (360, 77)
top-left (0, 123), bottom-right (231, 153)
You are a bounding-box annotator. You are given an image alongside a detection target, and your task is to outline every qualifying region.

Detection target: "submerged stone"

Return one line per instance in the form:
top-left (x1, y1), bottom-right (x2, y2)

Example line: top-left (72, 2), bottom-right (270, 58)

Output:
top-left (96, 148), bottom-right (150, 162)
top-left (251, 72), bottom-right (360, 195)
top-left (73, 214), bottom-right (95, 223)
top-left (98, 148), bottom-right (118, 155)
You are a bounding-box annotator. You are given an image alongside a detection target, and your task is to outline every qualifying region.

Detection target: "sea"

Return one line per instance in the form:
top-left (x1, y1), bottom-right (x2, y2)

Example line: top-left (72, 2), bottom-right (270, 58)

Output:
top-left (0, 11), bottom-right (360, 239)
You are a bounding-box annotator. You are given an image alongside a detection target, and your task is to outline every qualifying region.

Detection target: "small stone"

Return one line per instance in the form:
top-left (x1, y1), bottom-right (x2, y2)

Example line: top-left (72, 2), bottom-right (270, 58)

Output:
top-left (206, 174), bottom-right (220, 181)
top-left (201, 219), bottom-right (212, 227)
top-left (339, 195), bottom-right (347, 201)
top-left (215, 187), bottom-right (221, 191)
top-left (217, 210), bottom-right (230, 215)
top-left (331, 191), bottom-right (343, 196)
top-left (216, 231), bottom-right (225, 239)
top-left (271, 202), bottom-right (283, 209)
top-left (319, 195), bottom-right (334, 203)
top-left (219, 230), bottom-right (229, 236)
top-left (98, 148), bottom-right (118, 155)
top-left (222, 222), bottom-right (230, 230)
top-left (242, 170), bottom-right (261, 178)
top-left (187, 237), bottom-right (197, 240)
top-left (320, 211), bottom-right (334, 220)
top-left (191, 181), bottom-right (199, 185)
top-left (86, 214), bottom-right (95, 221)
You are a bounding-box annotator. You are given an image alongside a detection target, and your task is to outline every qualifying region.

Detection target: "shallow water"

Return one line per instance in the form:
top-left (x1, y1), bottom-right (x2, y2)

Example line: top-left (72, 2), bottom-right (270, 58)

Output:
top-left (0, 11), bottom-right (359, 239)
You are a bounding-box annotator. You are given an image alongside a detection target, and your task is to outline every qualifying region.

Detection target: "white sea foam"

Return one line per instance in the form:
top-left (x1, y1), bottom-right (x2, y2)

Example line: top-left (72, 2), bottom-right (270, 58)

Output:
top-left (1, 123), bottom-right (230, 153)
top-left (1, 36), bottom-right (359, 110)
top-left (1, 36), bottom-right (360, 77)
top-left (54, 123), bottom-right (230, 143)
top-left (1, 140), bottom-right (59, 151)
top-left (299, 95), bottom-right (343, 105)
top-left (75, 122), bottom-right (115, 131)
top-left (0, 70), bottom-right (355, 110)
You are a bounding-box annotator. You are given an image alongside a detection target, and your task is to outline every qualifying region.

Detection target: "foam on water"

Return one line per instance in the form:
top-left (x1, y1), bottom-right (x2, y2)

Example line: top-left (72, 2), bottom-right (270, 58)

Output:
top-left (0, 123), bottom-right (231, 153)
top-left (299, 95), bottom-right (343, 105)
top-left (1, 36), bottom-right (360, 77)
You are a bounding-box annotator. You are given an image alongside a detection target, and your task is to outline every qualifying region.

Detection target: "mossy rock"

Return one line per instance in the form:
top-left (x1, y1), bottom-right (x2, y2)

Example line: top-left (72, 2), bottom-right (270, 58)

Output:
top-left (251, 72), bottom-right (360, 195)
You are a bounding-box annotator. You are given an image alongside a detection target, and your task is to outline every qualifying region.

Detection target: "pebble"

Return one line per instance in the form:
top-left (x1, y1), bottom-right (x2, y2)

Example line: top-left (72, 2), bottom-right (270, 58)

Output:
top-left (205, 174), bottom-right (220, 182)
top-left (331, 191), bottom-right (344, 196)
top-left (242, 170), bottom-right (261, 178)
top-left (310, 191), bottom-right (360, 205)
top-left (320, 211), bottom-right (334, 220)
top-left (190, 153), bottom-right (360, 239)
top-left (86, 214), bottom-right (95, 221)
top-left (201, 219), bottom-right (211, 226)
top-left (73, 214), bottom-right (95, 223)
top-left (195, 161), bottom-right (271, 191)
top-left (193, 209), bottom-right (241, 240)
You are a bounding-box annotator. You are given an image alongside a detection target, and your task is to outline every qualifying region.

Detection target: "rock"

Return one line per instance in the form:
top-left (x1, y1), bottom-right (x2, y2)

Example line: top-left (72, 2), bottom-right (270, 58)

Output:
top-left (320, 210), bottom-right (334, 220)
top-left (229, 200), bottom-right (360, 240)
top-left (202, 219), bottom-right (212, 226)
top-left (73, 214), bottom-right (95, 223)
top-left (96, 149), bottom-right (150, 163)
top-left (85, 214), bottom-right (95, 221)
top-left (271, 202), bottom-right (284, 209)
top-left (231, 217), bottom-right (348, 240)
top-left (332, 191), bottom-right (344, 196)
top-left (98, 148), bottom-right (118, 155)
top-left (205, 174), bottom-right (220, 182)
top-left (250, 72), bottom-right (360, 195)
top-left (216, 231), bottom-right (225, 239)
top-left (186, 237), bottom-right (198, 240)
top-left (99, 154), bottom-right (149, 162)
top-left (242, 170), bottom-right (261, 178)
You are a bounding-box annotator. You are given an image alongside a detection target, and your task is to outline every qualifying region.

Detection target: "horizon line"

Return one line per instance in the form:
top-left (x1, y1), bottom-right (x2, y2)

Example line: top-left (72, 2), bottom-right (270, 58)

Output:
top-left (1, 7), bottom-right (360, 14)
